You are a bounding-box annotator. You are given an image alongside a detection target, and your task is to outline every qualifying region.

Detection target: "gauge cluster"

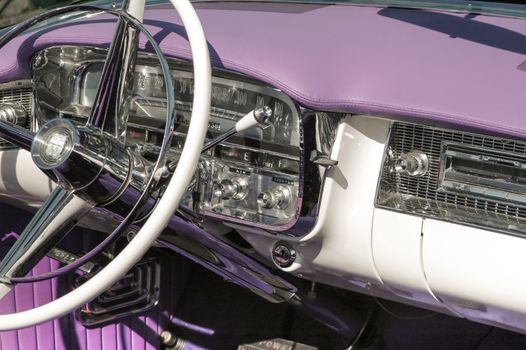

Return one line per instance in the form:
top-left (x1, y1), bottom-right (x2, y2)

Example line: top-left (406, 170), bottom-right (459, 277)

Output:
top-left (32, 46), bottom-right (304, 231)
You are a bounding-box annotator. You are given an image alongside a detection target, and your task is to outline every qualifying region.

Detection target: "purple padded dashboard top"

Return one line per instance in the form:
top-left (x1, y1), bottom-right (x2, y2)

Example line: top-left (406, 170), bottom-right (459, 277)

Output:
top-left (0, 2), bottom-right (525, 138)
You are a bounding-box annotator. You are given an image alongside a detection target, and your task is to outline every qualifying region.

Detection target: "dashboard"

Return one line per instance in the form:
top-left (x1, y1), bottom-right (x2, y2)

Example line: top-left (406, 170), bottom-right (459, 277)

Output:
top-left (32, 46), bottom-right (310, 231)
top-left (0, 0), bottom-right (525, 338)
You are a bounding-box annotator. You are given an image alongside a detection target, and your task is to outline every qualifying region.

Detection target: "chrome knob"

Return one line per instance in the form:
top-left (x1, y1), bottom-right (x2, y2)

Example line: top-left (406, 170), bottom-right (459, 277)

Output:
top-left (214, 177), bottom-right (248, 200)
top-left (394, 150), bottom-right (429, 177)
top-left (253, 105), bottom-right (273, 125)
top-left (0, 103), bottom-right (27, 126)
top-left (257, 190), bottom-right (276, 209)
top-left (257, 186), bottom-right (291, 209)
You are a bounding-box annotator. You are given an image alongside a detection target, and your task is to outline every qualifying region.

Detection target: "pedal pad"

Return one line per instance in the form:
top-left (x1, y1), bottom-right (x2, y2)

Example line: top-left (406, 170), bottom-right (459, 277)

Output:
top-left (238, 339), bottom-right (318, 350)
top-left (76, 258), bottom-right (161, 326)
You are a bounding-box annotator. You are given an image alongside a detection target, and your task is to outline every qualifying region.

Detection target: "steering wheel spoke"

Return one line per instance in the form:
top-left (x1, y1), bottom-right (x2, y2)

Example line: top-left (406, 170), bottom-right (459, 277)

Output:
top-left (87, 15), bottom-right (139, 138)
top-left (0, 187), bottom-right (92, 295)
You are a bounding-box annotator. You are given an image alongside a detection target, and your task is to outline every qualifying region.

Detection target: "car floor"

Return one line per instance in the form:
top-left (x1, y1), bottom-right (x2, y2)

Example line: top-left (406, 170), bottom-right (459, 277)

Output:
top-left (164, 261), bottom-right (526, 350)
top-left (1, 202), bottom-right (526, 349)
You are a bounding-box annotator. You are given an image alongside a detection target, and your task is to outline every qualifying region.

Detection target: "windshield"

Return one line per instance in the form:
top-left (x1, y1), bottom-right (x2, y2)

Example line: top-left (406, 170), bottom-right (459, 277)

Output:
top-left (0, 0), bottom-right (525, 30)
top-left (0, 0), bottom-right (115, 28)
top-left (0, 1), bottom-right (70, 28)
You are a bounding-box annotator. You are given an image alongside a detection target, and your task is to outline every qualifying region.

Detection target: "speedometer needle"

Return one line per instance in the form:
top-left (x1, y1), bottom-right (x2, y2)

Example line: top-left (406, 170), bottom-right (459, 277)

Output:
top-left (135, 100), bottom-right (155, 118)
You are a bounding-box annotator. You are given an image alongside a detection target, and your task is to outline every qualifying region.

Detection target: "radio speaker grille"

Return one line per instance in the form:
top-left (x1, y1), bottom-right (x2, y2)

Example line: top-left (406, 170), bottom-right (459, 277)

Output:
top-left (377, 122), bottom-right (526, 233)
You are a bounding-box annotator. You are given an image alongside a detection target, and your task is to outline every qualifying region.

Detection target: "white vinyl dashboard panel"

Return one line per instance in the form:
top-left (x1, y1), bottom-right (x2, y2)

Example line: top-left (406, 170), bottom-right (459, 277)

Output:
top-left (422, 219), bottom-right (526, 333)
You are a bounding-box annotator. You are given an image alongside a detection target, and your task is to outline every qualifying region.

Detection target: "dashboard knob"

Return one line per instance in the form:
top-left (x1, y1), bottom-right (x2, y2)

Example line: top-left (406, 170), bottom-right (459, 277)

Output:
top-left (214, 177), bottom-right (248, 200)
top-left (394, 150), bottom-right (429, 177)
top-left (0, 103), bottom-right (27, 126)
top-left (257, 186), bottom-right (291, 209)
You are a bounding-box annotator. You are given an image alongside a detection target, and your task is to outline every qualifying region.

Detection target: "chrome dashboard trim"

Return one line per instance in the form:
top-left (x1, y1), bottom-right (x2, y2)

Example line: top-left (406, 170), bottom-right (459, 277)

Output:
top-left (0, 80), bottom-right (34, 150)
top-left (376, 121), bottom-right (526, 237)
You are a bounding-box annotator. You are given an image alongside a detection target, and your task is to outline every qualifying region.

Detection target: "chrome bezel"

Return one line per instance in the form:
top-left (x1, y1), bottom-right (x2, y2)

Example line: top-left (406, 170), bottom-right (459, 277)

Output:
top-left (376, 121), bottom-right (526, 237)
top-left (0, 80), bottom-right (34, 150)
top-left (31, 45), bottom-right (335, 236)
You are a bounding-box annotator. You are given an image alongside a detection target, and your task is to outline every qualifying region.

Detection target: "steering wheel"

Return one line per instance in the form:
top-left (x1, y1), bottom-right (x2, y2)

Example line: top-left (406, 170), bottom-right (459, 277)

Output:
top-left (0, 0), bottom-right (211, 330)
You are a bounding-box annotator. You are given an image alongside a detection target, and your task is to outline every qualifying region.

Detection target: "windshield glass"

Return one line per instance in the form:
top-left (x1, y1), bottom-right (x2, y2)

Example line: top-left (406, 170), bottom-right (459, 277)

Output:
top-left (334, 0), bottom-right (526, 18)
top-left (0, 0), bottom-right (117, 28)
top-left (0, 1), bottom-right (71, 28)
top-left (0, 0), bottom-right (525, 30)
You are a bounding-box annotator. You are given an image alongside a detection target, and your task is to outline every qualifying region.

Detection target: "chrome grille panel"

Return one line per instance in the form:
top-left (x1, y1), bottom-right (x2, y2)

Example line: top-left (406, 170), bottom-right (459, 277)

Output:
top-left (0, 87), bottom-right (33, 111)
top-left (0, 83), bottom-right (33, 149)
top-left (377, 122), bottom-right (526, 234)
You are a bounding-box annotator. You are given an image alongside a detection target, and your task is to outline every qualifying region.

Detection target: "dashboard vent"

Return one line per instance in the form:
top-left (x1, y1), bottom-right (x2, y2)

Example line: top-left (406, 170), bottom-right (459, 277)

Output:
top-left (0, 85), bottom-right (33, 149)
top-left (377, 122), bottom-right (526, 234)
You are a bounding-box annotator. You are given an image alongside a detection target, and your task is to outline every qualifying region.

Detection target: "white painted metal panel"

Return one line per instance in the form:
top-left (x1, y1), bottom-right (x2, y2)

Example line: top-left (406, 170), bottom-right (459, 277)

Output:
top-left (372, 208), bottom-right (443, 307)
top-left (243, 116), bottom-right (391, 288)
top-left (0, 149), bottom-right (53, 208)
top-left (422, 219), bottom-right (526, 332)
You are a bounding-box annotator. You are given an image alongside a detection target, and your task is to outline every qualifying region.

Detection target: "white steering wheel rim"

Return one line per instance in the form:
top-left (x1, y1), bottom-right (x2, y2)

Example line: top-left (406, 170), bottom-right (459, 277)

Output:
top-left (0, 0), bottom-right (211, 330)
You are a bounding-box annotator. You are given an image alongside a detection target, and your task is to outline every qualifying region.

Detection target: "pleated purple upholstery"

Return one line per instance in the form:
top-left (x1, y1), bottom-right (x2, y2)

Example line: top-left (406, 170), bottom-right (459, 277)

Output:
top-left (0, 197), bottom-right (202, 350)
top-left (0, 251), bottom-right (163, 350)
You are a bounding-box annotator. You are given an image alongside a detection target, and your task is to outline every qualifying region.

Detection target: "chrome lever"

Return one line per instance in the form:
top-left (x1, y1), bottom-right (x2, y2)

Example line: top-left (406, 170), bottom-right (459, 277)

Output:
top-left (310, 150), bottom-right (338, 167)
top-left (201, 106), bottom-right (273, 153)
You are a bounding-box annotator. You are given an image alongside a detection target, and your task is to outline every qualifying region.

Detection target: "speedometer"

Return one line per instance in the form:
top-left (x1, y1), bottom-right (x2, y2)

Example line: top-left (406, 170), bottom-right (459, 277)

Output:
top-left (128, 67), bottom-right (300, 148)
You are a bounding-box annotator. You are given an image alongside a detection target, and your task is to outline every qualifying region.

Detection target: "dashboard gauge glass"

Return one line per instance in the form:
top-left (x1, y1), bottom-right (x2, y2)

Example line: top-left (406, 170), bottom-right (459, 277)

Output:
top-left (32, 46), bottom-right (303, 231)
